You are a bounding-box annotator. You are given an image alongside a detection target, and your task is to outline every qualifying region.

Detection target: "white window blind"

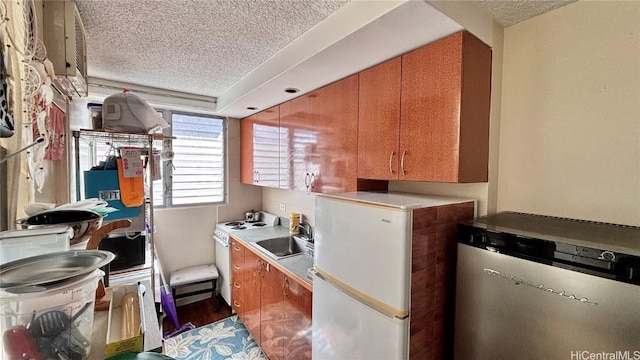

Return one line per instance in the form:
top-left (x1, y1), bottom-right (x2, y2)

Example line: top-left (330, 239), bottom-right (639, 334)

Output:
top-left (163, 113), bottom-right (225, 206)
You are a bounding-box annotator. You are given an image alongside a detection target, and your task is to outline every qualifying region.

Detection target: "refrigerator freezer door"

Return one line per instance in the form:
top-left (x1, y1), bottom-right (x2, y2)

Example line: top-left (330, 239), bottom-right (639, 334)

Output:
top-left (313, 276), bottom-right (409, 359)
top-left (315, 196), bottom-right (412, 312)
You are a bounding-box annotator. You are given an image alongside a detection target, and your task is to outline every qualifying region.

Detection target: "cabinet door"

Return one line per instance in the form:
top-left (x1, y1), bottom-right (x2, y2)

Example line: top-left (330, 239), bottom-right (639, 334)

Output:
top-left (279, 95), bottom-right (309, 191)
top-left (282, 277), bottom-right (312, 360)
top-left (280, 75), bottom-right (359, 193)
top-left (240, 106), bottom-right (280, 187)
top-left (400, 31), bottom-right (491, 182)
top-left (243, 248), bottom-right (262, 343)
top-left (230, 240), bottom-right (245, 316)
top-left (358, 57), bottom-right (402, 180)
top-left (260, 263), bottom-right (285, 360)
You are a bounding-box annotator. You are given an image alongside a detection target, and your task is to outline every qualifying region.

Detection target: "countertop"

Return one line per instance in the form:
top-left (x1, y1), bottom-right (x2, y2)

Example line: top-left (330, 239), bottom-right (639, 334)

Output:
top-left (319, 191), bottom-right (476, 209)
top-left (230, 226), bottom-right (314, 291)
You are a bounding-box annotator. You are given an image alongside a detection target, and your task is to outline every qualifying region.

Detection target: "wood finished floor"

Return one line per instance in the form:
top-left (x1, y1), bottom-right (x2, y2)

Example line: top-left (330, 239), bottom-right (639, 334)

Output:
top-left (162, 295), bottom-right (233, 333)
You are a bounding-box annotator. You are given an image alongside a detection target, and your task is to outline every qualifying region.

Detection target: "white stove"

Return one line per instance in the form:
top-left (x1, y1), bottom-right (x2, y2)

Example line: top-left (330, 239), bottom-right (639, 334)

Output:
top-left (213, 212), bottom-right (279, 246)
top-left (213, 211), bottom-right (279, 306)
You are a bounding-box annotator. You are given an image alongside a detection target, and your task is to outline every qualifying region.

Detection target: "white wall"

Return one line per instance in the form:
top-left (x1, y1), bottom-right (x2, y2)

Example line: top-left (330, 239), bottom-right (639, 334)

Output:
top-left (154, 206), bottom-right (218, 278)
top-left (263, 187), bottom-right (316, 225)
top-left (498, 1), bottom-right (640, 226)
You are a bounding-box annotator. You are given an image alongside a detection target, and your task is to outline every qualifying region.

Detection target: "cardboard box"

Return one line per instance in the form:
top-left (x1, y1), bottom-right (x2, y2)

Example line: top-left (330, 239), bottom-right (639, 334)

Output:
top-left (105, 284), bottom-right (146, 357)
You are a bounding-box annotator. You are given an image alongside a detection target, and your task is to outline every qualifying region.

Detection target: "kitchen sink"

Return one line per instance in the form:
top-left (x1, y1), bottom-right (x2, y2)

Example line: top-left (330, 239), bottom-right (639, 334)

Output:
top-left (253, 236), bottom-right (306, 260)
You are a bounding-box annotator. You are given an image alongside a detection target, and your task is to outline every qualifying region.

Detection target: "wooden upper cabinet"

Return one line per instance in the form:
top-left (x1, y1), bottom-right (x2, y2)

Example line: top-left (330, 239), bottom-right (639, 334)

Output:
top-left (358, 57), bottom-right (402, 180)
top-left (240, 106), bottom-right (281, 187)
top-left (280, 75), bottom-right (359, 193)
top-left (278, 95), bottom-right (308, 191)
top-left (399, 31), bottom-right (491, 182)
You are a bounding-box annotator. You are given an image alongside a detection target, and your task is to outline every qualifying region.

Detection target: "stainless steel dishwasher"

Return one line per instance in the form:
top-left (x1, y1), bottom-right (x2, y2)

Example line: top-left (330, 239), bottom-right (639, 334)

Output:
top-left (454, 212), bottom-right (640, 360)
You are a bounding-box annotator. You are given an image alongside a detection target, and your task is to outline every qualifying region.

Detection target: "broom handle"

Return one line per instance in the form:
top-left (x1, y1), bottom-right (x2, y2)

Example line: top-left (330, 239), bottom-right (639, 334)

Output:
top-left (153, 247), bottom-right (170, 289)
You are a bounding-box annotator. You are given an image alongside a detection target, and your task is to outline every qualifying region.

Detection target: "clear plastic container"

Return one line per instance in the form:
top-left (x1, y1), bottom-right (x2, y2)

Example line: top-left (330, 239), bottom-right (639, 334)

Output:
top-left (0, 226), bottom-right (73, 264)
top-left (0, 269), bottom-right (103, 359)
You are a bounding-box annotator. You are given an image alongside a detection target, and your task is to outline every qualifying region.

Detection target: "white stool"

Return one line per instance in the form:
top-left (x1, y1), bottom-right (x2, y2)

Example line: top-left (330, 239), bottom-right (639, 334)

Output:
top-left (169, 264), bottom-right (219, 310)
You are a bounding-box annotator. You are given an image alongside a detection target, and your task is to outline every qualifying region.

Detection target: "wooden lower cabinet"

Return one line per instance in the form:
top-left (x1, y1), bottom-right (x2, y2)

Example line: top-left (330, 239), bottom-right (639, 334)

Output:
top-left (282, 277), bottom-right (312, 359)
top-left (230, 240), bottom-right (245, 317)
top-left (231, 239), bottom-right (312, 360)
top-left (260, 261), bottom-right (285, 360)
top-left (243, 249), bottom-right (262, 342)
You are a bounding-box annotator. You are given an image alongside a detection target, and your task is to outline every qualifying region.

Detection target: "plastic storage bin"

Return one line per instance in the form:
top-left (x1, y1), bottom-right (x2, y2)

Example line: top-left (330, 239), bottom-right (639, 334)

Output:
top-left (0, 269), bottom-right (103, 360)
top-left (0, 225), bottom-right (73, 264)
top-left (101, 90), bottom-right (169, 133)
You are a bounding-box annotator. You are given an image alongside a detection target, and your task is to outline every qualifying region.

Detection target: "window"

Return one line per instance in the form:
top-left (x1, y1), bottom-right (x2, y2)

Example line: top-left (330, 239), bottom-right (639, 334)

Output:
top-left (154, 112), bottom-right (225, 207)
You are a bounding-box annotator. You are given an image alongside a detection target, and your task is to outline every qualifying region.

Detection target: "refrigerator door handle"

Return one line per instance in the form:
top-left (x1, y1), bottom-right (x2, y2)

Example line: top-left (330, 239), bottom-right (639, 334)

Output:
top-left (315, 269), bottom-right (409, 320)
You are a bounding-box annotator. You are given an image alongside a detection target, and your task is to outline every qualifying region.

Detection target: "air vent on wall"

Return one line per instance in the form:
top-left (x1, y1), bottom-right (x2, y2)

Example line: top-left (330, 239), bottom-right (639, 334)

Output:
top-left (42, 0), bottom-right (88, 97)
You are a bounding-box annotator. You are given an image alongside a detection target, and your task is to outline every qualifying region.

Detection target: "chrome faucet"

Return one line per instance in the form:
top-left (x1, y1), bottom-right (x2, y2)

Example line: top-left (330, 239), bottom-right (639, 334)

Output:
top-left (295, 222), bottom-right (313, 241)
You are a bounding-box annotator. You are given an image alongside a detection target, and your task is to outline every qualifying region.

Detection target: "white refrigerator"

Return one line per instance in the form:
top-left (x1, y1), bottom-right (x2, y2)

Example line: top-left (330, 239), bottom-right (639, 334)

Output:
top-left (312, 193), bottom-right (416, 359)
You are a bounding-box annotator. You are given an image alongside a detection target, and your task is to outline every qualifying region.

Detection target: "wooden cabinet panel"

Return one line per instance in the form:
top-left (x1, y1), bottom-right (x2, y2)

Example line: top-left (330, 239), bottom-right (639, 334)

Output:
top-left (240, 106), bottom-right (280, 187)
top-left (358, 57), bottom-right (402, 180)
top-left (409, 202), bottom-right (474, 360)
top-left (230, 240), bottom-right (313, 359)
top-left (280, 75), bottom-right (359, 193)
top-left (282, 277), bottom-right (312, 360)
top-left (260, 263), bottom-right (285, 360)
top-left (243, 248), bottom-right (262, 343)
top-left (399, 31), bottom-right (491, 182)
top-left (278, 95), bottom-right (308, 191)
top-left (230, 240), bottom-right (245, 316)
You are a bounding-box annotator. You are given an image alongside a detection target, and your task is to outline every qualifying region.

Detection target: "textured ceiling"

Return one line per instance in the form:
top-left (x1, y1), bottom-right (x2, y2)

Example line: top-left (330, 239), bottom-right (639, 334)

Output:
top-left (74, 0), bottom-right (349, 97)
top-left (74, 0), bottom-right (578, 112)
top-left (474, 0), bottom-right (578, 27)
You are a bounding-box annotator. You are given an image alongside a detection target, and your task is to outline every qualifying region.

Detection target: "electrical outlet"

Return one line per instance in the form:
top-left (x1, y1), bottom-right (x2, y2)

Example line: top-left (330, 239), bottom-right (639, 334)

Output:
top-left (279, 202), bottom-right (286, 211)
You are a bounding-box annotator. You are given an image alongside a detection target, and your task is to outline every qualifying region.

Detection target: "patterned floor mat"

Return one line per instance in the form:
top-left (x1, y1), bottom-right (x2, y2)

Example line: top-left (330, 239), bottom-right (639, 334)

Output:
top-left (163, 315), bottom-right (268, 360)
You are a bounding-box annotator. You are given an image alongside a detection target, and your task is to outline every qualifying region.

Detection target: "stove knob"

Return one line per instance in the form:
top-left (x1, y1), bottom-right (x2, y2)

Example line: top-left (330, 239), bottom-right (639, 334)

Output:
top-left (599, 251), bottom-right (615, 262)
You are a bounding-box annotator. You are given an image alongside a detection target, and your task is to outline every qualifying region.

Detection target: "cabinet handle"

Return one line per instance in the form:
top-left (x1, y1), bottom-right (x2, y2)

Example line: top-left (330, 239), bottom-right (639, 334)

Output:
top-left (233, 264), bottom-right (240, 270)
top-left (233, 301), bottom-right (241, 308)
top-left (400, 150), bottom-right (407, 175)
top-left (233, 246), bottom-right (241, 252)
top-left (256, 259), bottom-right (264, 277)
top-left (234, 282), bottom-right (241, 289)
top-left (389, 151), bottom-right (396, 175)
top-left (304, 172), bottom-right (310, 189)
top-left (310, 173), bottom-right (316, 190)
top-left (283, 277), bottom-right (290, 297)
top-left (256, 171), bottom-right (260, 183)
